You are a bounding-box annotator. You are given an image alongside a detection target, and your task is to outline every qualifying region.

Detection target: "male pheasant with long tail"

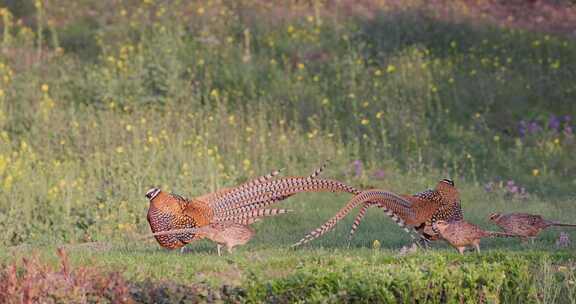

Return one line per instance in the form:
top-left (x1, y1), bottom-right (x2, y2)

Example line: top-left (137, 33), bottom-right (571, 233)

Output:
top-left (145, 163), bottom-right (416, 252)
top-left (293, 179), bottom-right (462, 247)
top-left (346, 179), bottom-right (464, 246)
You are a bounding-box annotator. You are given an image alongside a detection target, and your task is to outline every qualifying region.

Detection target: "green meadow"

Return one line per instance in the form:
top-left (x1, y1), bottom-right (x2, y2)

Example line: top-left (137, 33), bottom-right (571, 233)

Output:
top-left (0, 0), bottom-right (575, 302)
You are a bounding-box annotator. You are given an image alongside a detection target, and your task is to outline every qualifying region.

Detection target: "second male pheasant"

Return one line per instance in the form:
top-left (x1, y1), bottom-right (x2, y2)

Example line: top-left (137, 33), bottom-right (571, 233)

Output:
top-left (346, 179), bottom-right (464, 245)
top-left (293, 179), bottom-right (461, 247)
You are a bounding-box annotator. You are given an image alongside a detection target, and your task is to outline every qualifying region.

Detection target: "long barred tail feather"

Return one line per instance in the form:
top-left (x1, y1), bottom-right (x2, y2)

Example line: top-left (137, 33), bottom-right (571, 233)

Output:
top-left (220, 160), bottom-right (328, 218)
top-left (347, 202), bottom-right (372, 242)
top-left (214, 208), bottom-right (292, 223)
top-left (206, 168), bottom-right (283, 205)
top-left (237, 168), bottom-right (283, 190)
top-left (551, 222), bottom-right (576, 227)
top-left (292, 190), bottom-right (415, 247)
top-left (210, 162), bottom-right (354, 213)
top-left (214, 194), bottom-right (291, 220)
top-left (146, 227), bottom-right (201, 238)
top-left (210, 161), bottom-right (324, 212)
top-left (487, 231), bottom-right (523, 238)
top-left (214, 161), bottom-right (328, 218)
top-left (374, 204), bottom-right (422, 240)
top-left (146, 209), bottom-right (292, 239)
top-left (212, 177), bottom-right (360, 216)
top-left (308, 160), bottom-right (329, 180)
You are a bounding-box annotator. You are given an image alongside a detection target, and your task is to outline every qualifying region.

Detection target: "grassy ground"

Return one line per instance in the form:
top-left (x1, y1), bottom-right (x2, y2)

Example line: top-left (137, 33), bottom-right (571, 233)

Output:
top-left (3, 244), bottom-right (576, 286)
top-left (3, 191), bottom-right (576, 280)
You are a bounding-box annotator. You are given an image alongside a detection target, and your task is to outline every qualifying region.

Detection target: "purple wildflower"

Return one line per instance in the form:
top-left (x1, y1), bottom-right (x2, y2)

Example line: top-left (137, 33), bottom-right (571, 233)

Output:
top-left (564, 115), bottom-right (571, 123)
top-left (372, 169), bottom-right (386, 180)
top-left (556, 232), bottom-right (570, 248)
top-left (527, 121), bottom-right (542, 134)
top-left (352, 160), bottom-right (363, 178)
top-left (518, 120), bottom-right (527, 137)
top-left (484, 182), bottom-right (494, 193)
top-left (564, 125), bottom-right (573, 136)
top-left (548, 115), bottom-right (561, 131)
top-left (506, 180), bottom-right (519, 194)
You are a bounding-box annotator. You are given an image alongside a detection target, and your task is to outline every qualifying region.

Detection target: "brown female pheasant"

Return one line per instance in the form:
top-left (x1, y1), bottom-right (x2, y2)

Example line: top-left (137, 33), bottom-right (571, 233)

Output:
top-left (293, 179), bottom-right (462, 247)
top-left (435, 220), bottom-right (517, 254)
top-left (149, 223), bottom-right (256, 256)
top-left (489, 212), bottom-right (576, 243)
top-left (146, 164), bottom-right (415, 251)
top-left (347, 178), bottom-right (464, 244)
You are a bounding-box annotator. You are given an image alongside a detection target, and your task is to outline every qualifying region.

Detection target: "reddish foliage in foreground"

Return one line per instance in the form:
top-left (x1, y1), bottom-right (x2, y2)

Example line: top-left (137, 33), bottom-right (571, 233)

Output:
top-left (0, 248), bottom-right (133, 304)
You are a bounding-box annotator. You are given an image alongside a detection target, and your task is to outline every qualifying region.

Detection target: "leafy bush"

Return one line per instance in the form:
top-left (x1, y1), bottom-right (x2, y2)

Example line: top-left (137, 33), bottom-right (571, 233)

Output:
top-left (244, 254), bottom-right (541, 303)
top-left (0, 248), bottom-right (132, 303)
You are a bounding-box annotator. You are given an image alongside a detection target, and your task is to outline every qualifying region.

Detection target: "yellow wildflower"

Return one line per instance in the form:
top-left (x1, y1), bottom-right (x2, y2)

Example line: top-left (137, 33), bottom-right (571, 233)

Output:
top-left (243, 159), bottom-right (251, 168)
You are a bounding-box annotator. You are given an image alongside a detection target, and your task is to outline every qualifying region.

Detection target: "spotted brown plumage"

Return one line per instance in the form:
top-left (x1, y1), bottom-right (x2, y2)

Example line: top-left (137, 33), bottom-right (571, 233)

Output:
top-left (200, 223), bottom-right (255, 256)
top-left (346, 178), bottom-right (463, 244)
top-left (435, 220), bottom-right (518, 254)
top-left (294, 179), bottom-right (461, 247)
top-left (489, 212), bottom-right (576, 242)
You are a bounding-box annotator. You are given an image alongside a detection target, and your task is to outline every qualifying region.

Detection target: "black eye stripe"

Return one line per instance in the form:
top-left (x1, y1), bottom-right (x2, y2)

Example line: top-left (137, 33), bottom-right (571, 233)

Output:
top-left (441, 179), bottom-right (454, 186)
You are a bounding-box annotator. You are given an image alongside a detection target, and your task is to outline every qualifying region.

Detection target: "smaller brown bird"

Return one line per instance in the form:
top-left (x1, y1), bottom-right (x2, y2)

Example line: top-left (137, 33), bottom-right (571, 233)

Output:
top-left (435, 220), bottom-right (517, 254)
top-left (148, 222), bottom-right (257, 256)
top-left (197, 223), bottom-right (255, 256)
top-left (489, 212), bottom-right (576, 243)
